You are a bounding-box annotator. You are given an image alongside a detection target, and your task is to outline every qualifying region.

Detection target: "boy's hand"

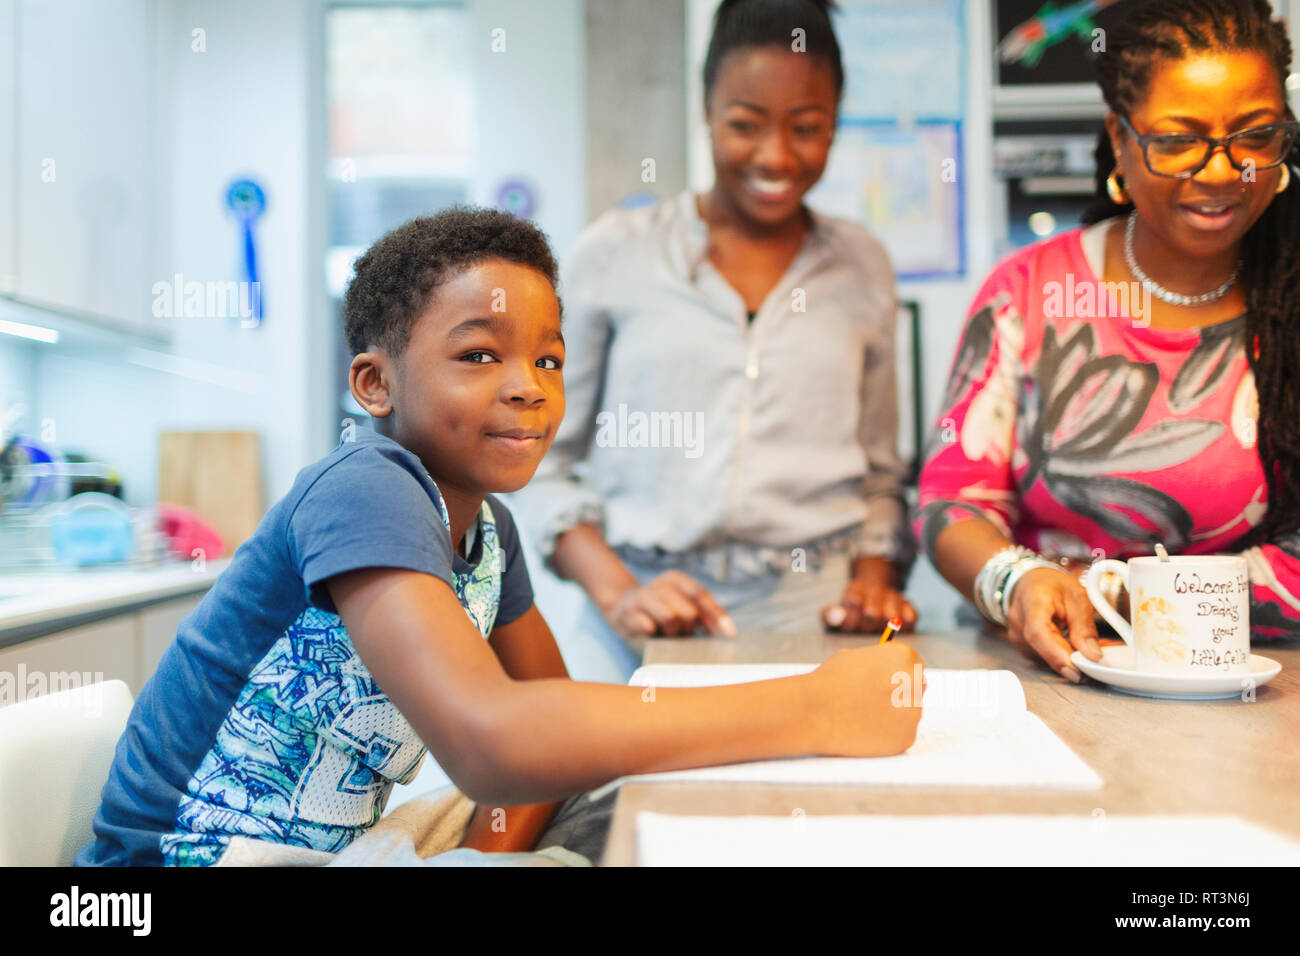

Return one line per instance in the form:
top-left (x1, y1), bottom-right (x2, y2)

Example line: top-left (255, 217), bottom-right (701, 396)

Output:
top-left (808, 642), bottom-right (924, 757)
top-left (603, 571), bottom-right (737, 638)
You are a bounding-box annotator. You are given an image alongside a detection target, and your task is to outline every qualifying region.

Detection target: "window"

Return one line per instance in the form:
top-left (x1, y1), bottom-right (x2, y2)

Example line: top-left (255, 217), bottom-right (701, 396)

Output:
top-left (324, 2), bottom-right (474, 418)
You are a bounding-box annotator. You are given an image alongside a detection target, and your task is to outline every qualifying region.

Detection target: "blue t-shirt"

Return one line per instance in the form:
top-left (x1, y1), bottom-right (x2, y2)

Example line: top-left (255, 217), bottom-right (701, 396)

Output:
top-left (75, 429), bottom-right (533, 866)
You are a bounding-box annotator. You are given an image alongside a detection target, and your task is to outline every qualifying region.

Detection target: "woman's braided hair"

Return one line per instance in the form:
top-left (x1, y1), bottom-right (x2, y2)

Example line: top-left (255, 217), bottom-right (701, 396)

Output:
top-left (1081, 0), bottom-right (1300, 542)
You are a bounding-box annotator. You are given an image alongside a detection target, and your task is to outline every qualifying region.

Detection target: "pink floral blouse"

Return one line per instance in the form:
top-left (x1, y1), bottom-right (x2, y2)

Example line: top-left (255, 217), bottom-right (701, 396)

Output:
top-left (915, 226), bottom-right (1299, 638)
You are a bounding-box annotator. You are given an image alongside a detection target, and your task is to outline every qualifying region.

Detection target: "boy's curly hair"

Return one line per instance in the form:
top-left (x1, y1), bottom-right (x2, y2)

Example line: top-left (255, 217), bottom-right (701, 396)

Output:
top-left (344, 206), bottom-right (560, 357)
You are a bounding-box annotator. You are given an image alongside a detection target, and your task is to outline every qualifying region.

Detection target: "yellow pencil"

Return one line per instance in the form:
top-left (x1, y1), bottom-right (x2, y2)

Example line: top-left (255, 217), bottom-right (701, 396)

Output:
top-left (878, 616), bottom-right (903, 644)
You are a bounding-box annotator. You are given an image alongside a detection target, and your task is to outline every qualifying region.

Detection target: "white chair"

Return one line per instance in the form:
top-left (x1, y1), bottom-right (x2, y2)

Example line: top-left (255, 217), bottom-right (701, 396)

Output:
top-left (0, 679), bottom-right (134, 866)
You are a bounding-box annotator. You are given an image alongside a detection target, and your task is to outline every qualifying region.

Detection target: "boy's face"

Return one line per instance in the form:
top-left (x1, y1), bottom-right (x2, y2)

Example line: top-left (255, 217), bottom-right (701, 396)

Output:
top-left (353, 258), bottom-right (565, 496)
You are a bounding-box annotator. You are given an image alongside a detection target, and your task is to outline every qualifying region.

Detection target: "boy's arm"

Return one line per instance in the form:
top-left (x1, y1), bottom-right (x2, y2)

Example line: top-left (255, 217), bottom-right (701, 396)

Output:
top-left (487, 604), bottom-right (569, 681)
top-left (327, 567), bottom-right (922, 806)
top-left (460, 605), bottom-right (568, 853)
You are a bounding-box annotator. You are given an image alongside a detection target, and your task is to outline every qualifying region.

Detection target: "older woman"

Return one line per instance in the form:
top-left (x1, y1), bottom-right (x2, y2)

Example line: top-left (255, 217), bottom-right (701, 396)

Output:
top-left (918, 0), bottom-right (1300, 681)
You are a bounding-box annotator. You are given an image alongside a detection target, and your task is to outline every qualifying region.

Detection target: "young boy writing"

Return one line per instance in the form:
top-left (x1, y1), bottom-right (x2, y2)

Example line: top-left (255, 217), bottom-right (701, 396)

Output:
top-left (76, 208), bottom-right (923, 866)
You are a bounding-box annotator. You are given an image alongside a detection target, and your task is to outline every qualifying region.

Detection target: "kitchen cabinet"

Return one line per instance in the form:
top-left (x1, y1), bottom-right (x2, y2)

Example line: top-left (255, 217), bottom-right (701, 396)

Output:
top-left (9, 0), bottom-right (161, 336)
top-left (135, 595), bottom-right (201, 688)
top-left (0, 1), bottom-right (15, 297)
top-left (0, 615), bottom-right (136, 700)
top-left (0, 593), bottom-right (202, 704)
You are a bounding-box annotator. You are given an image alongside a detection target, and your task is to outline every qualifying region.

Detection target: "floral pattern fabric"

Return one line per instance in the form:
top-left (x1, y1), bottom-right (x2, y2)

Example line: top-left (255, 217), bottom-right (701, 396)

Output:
top-left (915, 227), bottom-right (1300, 637)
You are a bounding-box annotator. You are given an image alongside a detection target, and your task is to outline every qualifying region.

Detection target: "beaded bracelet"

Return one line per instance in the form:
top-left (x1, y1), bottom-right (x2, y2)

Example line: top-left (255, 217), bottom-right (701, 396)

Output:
top-left (972, 545), bottom-right (1035, 624)
top-left (998, 557), bottom-right (1074, 622)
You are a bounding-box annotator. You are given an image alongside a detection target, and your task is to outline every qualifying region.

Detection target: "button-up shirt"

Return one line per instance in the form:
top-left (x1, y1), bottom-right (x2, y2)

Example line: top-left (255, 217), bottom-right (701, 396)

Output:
top-left (510, 189), bottom-right (914, 577)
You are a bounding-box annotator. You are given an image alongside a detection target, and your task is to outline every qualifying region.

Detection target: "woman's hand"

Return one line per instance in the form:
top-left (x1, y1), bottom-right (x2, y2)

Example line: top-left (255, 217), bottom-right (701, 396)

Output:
top-left (603, 570), bottom-right (737, 638)
top-left (1003, 567), bottom-right (1103, 682)
top-left (1056, 556), bottom-right (1092, 581)
top-left (823, 556), bottom-right (918, 633)
top-left (822, 579), bottom-right (918, 633)
top-left (554, 526), bottom-right (735, 639)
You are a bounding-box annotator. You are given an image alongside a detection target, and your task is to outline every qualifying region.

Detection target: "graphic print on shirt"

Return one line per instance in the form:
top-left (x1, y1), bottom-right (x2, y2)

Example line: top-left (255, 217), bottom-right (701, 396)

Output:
top-left (1015, 321), bottom-right (1224, 550)
top-left (1167, 320), bottom-right (1245, 414)
top-left (913, 229), bottom-right (1300, 638)
top-left (160, 498), bottom-right (503, 866)
top-left (917, 293), bottom-right (1237, 556)
top-left (434, 496), bottom-right (505, 636)
top-left (918, 299), bottom-right (1024, 549)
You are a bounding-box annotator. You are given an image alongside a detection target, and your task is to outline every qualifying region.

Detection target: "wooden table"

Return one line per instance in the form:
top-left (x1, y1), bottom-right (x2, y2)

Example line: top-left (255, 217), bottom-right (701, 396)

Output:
top-left (603, 628), bottom-right (1300, 865)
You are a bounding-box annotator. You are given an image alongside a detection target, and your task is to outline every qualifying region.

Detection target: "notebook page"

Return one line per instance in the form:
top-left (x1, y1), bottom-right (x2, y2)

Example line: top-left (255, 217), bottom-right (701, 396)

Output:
top-left (635, 813), bottom-right (1300, 866)
top-left (596, 664), bottom-right (1101, 792)
top-left (600, 711), bottom-right (1100, 790)
top-left (628, 664), bottom-right (1027, 715)
top-left (629, 663), bottom-right (815, 688)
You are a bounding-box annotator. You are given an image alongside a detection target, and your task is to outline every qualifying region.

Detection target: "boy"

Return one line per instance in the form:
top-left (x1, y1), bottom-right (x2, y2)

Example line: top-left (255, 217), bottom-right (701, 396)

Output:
top-left (77, 208), bottom-right (923, 866)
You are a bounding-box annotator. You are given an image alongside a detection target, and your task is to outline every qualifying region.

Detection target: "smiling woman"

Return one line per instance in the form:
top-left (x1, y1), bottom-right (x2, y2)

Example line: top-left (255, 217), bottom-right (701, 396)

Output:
top-left (918, 0), bottom-right (1300, 681)
top-left (1101, 49), bottom-right (1292, 298)
top-left (698, 0), bottom-right (842, 231)
top-left (512, 0), bottom-right (919, 689)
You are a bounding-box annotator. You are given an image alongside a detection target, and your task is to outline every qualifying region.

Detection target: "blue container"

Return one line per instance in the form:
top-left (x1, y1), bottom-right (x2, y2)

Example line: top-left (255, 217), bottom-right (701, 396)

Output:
top-left (49, 495), bottom-right (134, 566)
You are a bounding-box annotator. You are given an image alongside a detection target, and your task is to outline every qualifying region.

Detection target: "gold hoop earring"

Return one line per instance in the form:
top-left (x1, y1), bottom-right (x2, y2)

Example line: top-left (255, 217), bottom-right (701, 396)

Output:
top-left (1106, 170), bottom-right (1130, 205)
top-left (1276, 164), bottom-right (1291, 194)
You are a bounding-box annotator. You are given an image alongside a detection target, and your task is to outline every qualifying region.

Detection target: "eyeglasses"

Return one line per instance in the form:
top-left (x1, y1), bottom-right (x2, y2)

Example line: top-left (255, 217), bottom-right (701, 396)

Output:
top-left (1118, 114), bottom-right (1299, 178)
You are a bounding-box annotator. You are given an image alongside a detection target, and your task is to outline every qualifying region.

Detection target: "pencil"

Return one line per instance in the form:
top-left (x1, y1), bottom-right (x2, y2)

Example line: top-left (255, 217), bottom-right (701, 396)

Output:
top-left (878, 616), bottom-right (903, 644)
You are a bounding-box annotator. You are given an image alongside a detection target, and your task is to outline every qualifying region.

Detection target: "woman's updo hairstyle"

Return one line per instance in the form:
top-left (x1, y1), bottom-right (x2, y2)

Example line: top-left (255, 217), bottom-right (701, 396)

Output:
top-left (702, 0), bottom-right (845, 109)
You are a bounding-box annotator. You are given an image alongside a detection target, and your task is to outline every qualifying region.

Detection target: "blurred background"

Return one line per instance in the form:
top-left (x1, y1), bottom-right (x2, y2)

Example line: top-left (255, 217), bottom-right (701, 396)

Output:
top-left (2, 0), bottom-right (1298, 736)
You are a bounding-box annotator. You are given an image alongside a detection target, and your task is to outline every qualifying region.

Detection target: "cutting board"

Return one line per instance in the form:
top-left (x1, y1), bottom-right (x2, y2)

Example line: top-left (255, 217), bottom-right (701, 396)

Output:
top-left (158, 431), bottom-right (263, 556)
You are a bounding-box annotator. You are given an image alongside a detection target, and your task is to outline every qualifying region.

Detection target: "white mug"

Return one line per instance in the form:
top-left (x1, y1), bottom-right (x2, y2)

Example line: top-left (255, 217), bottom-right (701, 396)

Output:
top-left (1084, 555), bottom-right (1251, 674)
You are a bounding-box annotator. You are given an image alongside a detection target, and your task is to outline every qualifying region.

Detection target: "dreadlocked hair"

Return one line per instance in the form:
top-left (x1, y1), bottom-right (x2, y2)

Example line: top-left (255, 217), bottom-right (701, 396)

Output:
top-left (1081, 0), bottom-right (1300, 543)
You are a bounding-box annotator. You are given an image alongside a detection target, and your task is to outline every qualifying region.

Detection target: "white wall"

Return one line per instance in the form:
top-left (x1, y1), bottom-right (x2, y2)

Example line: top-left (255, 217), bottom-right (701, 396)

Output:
top-left (5, 0), bottom-right (588, 519)
top-left (8, 0), bottom-right (315, 509)
top-left (0, 338), bottom-right (35, 418)
top-left (152, 0), bottom-right (314, 504)
top-left (901, 0), bottom-right (994, 428)
top-left (469, 0), bottom-right (587, 266)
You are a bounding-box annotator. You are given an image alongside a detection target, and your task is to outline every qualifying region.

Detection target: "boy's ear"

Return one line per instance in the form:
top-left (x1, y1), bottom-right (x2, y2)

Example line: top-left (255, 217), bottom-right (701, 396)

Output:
top-left (349, 352), bottom-right (394, 418)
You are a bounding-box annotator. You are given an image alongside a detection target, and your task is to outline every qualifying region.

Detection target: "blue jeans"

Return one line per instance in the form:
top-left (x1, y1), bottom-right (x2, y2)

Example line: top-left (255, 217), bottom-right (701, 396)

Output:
top-left (564, 554), bottom-right (853, 684)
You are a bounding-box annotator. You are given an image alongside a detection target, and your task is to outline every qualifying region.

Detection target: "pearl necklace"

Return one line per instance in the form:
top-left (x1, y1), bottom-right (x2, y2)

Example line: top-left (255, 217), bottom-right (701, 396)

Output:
top-left (1123, 213), bottom-right (1240, 306)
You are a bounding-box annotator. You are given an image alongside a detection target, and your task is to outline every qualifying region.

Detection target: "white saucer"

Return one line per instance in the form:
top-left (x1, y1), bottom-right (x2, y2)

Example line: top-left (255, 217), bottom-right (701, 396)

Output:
top-left (1070, 645), bottom-right (1282, 700)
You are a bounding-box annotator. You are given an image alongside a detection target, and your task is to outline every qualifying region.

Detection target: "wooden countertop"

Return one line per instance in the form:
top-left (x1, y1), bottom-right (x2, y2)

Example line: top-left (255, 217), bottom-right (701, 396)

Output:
top-left (604, 628), bottom-right (1300, 865)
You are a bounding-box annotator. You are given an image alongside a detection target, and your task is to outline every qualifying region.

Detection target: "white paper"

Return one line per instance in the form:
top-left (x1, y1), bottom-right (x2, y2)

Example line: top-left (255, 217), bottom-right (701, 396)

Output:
top-left (629, 664), bottom-right (1027, 715)
top-left (635, 813), bottom-right (1300, 867)
top-left (608, 664), bottom-right (1101, 791)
